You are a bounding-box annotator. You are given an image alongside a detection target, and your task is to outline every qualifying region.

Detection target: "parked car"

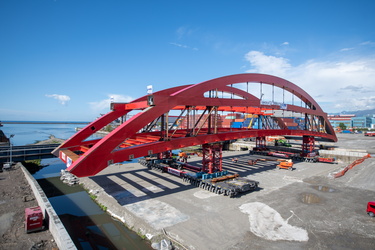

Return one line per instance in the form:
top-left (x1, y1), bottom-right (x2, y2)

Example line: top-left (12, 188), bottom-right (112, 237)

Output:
top-left (367, 201), bottom-right (375, 217)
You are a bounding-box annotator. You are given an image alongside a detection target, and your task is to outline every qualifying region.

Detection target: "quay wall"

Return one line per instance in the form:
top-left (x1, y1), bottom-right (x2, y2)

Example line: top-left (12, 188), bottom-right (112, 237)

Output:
top-left (20, 164), bottom-right (77, 250)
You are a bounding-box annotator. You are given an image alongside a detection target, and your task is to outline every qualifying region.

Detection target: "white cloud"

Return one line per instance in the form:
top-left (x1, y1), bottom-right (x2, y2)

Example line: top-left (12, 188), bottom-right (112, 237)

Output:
top-left (170, 42), bottom-right (188, 49)
top-left (245, 51), bottom-right (291, 76)
top-left (244, 50), bottom-right (375, 112)
top-left (176, 26), bottom-right (195, 39)
top-left (340, 47), bottom-right (354, 52)
top-left (360, 41), bottom-right (375, 46)
top-left (282, 42), bottom-right (289, 46)
top-left (170, 42), bottom-right (198, 51)
top-left (89, 94), bottom-right (133, 112)
top-left (45, 94), bottom-right (70, 105)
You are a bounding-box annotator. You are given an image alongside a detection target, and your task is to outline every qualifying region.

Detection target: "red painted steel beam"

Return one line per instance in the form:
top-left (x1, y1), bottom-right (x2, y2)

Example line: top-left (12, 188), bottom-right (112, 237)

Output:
top-left (68, 129), bottom-right (334, 177)
top-left (56, 73), bottom-right (337, 177)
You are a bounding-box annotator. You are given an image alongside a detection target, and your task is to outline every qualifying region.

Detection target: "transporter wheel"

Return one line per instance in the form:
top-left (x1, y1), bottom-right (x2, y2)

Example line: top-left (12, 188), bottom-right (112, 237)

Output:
top-left (289, 167), bottom-right (293, 171)
top-left (369, 212), bottom-right (375, 217)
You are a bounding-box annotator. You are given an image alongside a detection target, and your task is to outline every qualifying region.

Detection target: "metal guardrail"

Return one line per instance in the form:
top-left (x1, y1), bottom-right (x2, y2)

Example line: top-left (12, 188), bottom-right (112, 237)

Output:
top-left (0, 144), bottom-right (60, 163)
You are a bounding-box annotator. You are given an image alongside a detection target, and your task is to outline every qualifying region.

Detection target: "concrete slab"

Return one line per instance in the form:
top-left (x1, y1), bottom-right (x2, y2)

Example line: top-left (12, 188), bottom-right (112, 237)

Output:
top-left (79, 134), bottom-right (375, 249)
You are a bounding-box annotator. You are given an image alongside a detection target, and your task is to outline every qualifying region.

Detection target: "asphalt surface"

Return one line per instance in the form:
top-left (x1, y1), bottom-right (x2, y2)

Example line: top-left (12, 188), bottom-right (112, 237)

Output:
top-left (80, 133), bottom-right (375, 249)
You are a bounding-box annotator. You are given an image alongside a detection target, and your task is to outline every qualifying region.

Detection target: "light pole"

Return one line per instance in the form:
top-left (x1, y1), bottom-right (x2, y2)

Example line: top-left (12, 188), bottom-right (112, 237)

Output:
top-left (9, 134), bottom-right (14, 165)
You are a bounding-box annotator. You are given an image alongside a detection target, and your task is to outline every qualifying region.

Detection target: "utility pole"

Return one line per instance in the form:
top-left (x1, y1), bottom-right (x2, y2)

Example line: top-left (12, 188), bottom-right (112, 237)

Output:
top-left (9, 134), bottom-right (14, 165)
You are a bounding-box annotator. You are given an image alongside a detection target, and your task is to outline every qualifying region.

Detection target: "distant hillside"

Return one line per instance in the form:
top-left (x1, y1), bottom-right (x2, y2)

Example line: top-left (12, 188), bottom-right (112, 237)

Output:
top-left (341, 109), bottom-right (375, 117)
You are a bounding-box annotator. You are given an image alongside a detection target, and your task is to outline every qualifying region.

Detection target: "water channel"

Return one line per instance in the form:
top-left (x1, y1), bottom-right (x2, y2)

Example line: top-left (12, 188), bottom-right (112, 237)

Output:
top-left (33, 157), bottom-right (152, 250)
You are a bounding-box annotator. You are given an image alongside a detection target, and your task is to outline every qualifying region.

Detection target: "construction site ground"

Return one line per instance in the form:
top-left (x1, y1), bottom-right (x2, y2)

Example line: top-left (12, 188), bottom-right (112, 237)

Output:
top-left (80, 133), bottom-right (375, 250)
top-left (0, 165), bottom-right (57, 250)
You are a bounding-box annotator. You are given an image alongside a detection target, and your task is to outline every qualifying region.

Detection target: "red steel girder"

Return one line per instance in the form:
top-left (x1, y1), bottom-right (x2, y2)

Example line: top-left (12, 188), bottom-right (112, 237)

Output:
top-left (53, 73), bottom-right (337, 177)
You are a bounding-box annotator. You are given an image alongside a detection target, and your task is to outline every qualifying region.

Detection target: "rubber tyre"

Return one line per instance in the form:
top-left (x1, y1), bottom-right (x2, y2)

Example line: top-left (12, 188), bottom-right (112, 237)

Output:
top-left (369, 212), bottom-right (375, 217)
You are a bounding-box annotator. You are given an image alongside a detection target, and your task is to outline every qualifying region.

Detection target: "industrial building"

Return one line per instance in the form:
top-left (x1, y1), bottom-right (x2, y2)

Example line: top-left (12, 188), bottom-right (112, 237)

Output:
top-left (328, 114), bottom-right (375, 129)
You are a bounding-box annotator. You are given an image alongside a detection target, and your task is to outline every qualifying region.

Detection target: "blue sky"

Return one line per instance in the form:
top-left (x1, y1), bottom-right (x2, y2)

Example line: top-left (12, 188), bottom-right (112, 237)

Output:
top-left (1, 0), bottom-right (374, 121)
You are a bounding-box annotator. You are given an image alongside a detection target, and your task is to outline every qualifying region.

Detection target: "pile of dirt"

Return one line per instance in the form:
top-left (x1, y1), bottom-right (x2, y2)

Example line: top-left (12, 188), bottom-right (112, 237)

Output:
top-left (33, 135), bottom-right (65, 145)
top-left (0, 165), bottom-right (58, 250)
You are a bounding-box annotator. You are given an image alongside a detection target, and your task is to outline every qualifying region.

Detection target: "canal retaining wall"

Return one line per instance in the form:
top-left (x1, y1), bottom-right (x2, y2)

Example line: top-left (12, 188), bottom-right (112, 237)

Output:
top-left (20, 164), bottom-right (77, 250)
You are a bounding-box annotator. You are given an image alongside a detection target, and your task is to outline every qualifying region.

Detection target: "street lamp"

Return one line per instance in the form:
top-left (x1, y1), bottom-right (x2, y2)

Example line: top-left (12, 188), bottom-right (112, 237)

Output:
top-left (9, 134), bottom-right (14, 166)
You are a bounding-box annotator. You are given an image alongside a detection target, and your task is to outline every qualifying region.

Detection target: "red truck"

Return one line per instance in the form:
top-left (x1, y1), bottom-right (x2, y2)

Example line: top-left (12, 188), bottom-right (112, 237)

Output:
top-left (364, 132), bottom-right (375, 137)
top-left (367, 202), bottom-right (375, 217)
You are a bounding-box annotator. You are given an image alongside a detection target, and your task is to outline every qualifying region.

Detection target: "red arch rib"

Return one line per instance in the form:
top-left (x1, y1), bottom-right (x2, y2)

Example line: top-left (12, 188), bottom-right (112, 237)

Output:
top-left (55, 73), bottom-right (337, 177)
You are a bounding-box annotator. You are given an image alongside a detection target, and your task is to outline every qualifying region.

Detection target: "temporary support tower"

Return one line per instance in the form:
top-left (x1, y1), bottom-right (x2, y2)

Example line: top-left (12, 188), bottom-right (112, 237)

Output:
top-left (302, 135), bottom-right (315, 157)
top-left (256, 136), bottom-right (267, 149)
top-left (157, 151), bottom-right (172, 160)
top-left (202, 144), bottom-right (223, 173)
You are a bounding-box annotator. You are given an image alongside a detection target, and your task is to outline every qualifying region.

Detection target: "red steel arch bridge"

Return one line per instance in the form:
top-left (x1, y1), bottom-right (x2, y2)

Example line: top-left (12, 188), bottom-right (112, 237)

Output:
top-left (53, 73), bottom-right (337, 177)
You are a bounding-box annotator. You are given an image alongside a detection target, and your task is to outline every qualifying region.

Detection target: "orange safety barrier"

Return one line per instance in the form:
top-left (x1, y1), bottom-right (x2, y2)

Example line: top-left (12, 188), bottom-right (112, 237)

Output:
top-left (334, 154), bottom-right (371, 178)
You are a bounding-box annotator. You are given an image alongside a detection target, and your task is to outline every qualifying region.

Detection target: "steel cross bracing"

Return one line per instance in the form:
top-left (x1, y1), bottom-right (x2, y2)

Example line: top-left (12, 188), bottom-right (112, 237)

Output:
top-left (53, 73), bottom-right (337, 177)
top-left (202, 143), bottom-right (223, 174)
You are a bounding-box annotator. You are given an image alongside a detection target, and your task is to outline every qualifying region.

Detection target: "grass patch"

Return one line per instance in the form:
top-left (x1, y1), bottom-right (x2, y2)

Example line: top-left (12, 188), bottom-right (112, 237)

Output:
top-left (22, 159), bottom-right (43, 174)
top-left (86, 191), bottom-right (107, 212)
top-left (137, 230), bottom-right (147, 240)
top-left (98, 203), bottom-right (107, 212)
top-left (89, 193), bottom-right (97, 200)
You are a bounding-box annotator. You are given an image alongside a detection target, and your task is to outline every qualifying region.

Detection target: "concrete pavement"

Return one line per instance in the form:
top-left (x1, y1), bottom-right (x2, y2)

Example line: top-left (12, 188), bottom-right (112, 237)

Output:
top-left (79, 134), bottom-right (375, 249)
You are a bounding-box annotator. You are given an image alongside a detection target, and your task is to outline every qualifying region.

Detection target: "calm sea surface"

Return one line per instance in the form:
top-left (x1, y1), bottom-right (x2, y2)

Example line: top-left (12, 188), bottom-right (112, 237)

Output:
top-left (1, 123), bottom-right (86, 146)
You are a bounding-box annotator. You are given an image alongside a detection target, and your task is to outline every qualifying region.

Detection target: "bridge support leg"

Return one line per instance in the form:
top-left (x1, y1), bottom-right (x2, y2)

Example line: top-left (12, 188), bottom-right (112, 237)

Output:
top-left (302, 136), bottom-right (316, 157)
top-left (157, 151), bottom-right (172, 160)
top-left (202, 144), bottom-right (222, 174)
top-left (256, 136), bottom-right (267, 150)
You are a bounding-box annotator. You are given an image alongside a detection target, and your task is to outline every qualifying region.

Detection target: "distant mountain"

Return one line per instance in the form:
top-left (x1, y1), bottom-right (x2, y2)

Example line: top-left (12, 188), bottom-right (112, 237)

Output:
top-left (341, 109), bottom-right (375, 117)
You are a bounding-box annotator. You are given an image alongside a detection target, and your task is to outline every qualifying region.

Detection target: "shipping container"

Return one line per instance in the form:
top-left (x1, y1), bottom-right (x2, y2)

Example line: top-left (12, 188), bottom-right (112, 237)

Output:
top-left (287, 126), bottom-right (298, 130)
top-left (231, 122), bottom-right (243, 128)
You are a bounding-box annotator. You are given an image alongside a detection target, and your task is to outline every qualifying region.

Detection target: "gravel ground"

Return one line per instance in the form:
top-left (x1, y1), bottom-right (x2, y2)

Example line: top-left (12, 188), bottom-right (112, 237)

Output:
top-left (0, 165), bottom-right (57, 250)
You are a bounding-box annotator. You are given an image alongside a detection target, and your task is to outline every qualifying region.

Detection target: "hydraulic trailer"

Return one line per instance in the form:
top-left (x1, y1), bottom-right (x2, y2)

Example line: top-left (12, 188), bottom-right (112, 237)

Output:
top-left (138, 158), bottom-right (259, 198)
top-left (250, 149), bottom-right (336, 163)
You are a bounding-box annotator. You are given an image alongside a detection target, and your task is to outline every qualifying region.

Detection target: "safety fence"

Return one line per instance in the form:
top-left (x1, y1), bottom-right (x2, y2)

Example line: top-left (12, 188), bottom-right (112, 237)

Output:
top-left (334, 154), bottom-right (372, 178)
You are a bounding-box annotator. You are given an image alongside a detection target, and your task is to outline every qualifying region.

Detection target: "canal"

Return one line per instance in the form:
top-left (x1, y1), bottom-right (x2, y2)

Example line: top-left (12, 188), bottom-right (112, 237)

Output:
top-left (32, 157), bottom-right (152, 250)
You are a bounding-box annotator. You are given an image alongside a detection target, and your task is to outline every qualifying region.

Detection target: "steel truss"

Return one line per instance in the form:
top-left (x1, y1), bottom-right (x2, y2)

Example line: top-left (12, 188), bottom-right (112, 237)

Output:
top-left (53, 73), bottom-right (337, 177)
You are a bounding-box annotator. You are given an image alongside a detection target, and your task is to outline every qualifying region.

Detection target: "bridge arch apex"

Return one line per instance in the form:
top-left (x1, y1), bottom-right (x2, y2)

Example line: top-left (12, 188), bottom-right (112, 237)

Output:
top-left (171, 73), bottom-right (322, 112)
